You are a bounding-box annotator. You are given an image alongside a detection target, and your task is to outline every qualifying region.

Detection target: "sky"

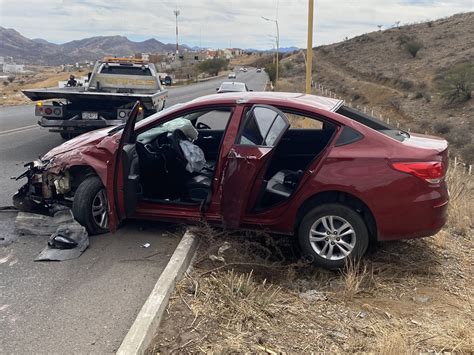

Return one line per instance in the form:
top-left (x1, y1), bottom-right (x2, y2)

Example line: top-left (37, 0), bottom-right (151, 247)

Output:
top-left (0, 0), bottom-right (472, 49)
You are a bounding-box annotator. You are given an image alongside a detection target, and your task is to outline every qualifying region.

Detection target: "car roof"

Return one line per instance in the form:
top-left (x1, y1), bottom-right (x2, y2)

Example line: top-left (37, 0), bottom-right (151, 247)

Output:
top-left (189, 91), bottom-right (343, 112)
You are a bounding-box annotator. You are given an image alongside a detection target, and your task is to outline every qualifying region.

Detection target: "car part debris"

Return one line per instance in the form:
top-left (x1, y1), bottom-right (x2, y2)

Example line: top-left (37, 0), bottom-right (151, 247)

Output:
top-left (36, 223), bottom-right (89, 262)
top-left (15, 209), bottom-right (75, 236)
top-left (141, 242), bottom-right (151, 248)
top-left (48, 234), bottom-right (78, 249)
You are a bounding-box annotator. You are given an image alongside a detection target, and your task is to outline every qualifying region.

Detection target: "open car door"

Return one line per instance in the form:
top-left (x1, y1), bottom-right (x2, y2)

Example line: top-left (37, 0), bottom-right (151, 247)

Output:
top-left (220, 105), bottom-right (290, 228)
top-left (107, 101), bottom-right (141, 231)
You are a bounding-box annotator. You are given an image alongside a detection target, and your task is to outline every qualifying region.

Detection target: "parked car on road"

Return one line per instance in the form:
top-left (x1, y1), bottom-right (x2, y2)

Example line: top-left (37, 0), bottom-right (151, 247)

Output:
top-left (228, 72), bottom-right (237, 79)
top-left (256, 68), bottom-right (262, 73)
top-left (216, 81), bottom-right (250, 93)
top-left (13, 92), bottom-right (449, 269)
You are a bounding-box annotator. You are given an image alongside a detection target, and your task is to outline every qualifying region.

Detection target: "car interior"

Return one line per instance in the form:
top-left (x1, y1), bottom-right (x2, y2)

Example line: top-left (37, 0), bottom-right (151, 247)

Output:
top-left (134, 108), bottom-right (233, 205)
top-left (238, 108), bottom-right (337, 209)
top-left (126, 105), bottom-right (336, 211)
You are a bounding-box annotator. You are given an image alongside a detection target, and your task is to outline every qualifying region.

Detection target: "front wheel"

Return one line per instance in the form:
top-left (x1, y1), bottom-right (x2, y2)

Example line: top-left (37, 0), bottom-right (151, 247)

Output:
top-left (72, 176), bottom-right (109, 235)
top-left (297, 203), bottom-right (369, 269)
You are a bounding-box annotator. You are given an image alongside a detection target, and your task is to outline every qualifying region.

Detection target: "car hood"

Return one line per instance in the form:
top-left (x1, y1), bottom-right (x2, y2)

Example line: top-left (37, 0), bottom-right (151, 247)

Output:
top-left (43, 127), bottom-right (115, 159)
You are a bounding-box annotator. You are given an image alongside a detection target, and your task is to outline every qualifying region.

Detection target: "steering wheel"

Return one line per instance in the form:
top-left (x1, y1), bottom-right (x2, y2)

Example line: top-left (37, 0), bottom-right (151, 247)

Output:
top-left (196, 121), bottom-right (211, 130)
top-left (169, 129), bottom-right (188, 164)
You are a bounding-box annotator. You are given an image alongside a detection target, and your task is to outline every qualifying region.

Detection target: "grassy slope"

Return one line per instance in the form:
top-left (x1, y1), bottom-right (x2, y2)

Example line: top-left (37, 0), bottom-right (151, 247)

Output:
top-left (279, 12), bottom-right (474, 164)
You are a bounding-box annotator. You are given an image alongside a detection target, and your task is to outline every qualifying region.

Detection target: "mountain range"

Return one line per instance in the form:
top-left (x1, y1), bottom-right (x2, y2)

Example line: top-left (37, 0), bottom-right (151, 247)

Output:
top-left (0, 27), bottom-right (180, 65)
top-left (0, 26), bottom-right (299, 65)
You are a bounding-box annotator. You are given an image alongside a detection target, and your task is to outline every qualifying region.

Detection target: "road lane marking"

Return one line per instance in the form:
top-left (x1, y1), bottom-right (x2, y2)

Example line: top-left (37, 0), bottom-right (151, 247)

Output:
top-left (0, 124), bottom-right (38, 136)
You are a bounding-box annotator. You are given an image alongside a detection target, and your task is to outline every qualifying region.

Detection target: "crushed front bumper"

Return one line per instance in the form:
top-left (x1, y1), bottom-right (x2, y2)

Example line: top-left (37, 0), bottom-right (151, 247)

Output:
top-left (13, 160), bottom-right (72, 213)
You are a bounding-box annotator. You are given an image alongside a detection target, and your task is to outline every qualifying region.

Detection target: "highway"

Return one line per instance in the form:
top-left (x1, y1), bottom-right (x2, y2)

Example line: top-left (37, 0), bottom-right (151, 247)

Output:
top-left (0, 69), bottom-right (268, 353)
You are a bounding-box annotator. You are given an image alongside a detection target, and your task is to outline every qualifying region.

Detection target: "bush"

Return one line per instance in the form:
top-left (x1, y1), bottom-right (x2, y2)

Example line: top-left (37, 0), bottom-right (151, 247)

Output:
top-left (433, 120), bottom-right (452, 134)
top-left (437, 62), bottom-right (473, 104)
top-left (405, 40), bottom-right (423, 58)
top-left (283, 61), bottom-right (294, 71)
top-left (265, 63), bottom-right (277, 84)
top-left (7, 75), bottom-right (15, 83)
top-left (2, 81), bottom-right (8, 86)
top-left (197, 58), bottom-right (229, 76)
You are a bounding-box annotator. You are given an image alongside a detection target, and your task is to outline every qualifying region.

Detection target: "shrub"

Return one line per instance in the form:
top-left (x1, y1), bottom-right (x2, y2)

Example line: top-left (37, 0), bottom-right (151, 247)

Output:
top-left (3, 81), bottom-right (8, 86)
top-left (197, 57), bottom-right (229, 76)
top-left (405, 40), bottom-right (423, 58)
top-left (265, 63), bottom-right (277, 84)
top-left (433, 120), bottom-right (452, 134)
top-left (437, 62), bottom-right (473, 104)
top-left (7, 75), bottom-right (15, 83)
top-left (283, 61), bottom-right (294, 71)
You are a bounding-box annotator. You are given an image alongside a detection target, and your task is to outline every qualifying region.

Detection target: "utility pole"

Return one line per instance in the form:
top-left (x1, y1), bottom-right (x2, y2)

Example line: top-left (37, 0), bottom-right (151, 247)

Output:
top-left (262, 16), bottom-right (279, 83)
top-left (174, 8), bottom-right (180, 55)
top-left (305, 0), bottom-right (314, 94)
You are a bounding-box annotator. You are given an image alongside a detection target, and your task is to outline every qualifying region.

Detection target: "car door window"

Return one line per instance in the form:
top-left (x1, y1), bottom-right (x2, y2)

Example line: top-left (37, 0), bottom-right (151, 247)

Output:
top-left (238, 105), bottom-right (289, 147)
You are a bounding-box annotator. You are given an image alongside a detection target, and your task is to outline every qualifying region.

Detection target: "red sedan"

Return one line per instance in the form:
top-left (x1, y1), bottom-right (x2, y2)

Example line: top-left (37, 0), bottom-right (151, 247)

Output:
top-left (14, 92), bottom-right (449, 269)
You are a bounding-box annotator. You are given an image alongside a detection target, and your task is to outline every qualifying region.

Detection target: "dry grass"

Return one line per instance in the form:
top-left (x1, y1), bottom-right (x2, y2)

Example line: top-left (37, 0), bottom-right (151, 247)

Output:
top-left (0, 67), bottom-right (82, 106)
top-left (149, 170), bottom-right (473, 354)
top-left (446, 167), bottom-right (474, 235)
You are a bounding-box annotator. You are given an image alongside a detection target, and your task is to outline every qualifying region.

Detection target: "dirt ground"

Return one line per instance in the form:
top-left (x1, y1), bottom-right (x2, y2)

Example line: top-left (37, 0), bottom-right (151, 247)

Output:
top-left (0, 66), bottom-right (83, 106)
top-left (148, 169), bottom-right (472, 354)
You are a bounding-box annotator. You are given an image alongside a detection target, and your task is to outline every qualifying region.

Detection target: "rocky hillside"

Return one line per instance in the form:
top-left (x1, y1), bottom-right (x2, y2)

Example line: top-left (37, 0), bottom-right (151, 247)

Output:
top-left (0, 27), bottom-right (177, 65)
top-left (278, 12), bottom-right (474, 164)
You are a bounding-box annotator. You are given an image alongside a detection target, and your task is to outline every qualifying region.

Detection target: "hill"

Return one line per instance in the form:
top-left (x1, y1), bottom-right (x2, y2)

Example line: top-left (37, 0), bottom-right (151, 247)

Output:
top-left (0, 27), bottom-right (176, 65)
top-left (273, 12), bottom-right (474, 164)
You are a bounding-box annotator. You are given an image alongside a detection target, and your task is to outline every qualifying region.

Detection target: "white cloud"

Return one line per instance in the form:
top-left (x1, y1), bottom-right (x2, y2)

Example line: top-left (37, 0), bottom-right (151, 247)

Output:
top-left (0, 0), bottom-right (472, 48)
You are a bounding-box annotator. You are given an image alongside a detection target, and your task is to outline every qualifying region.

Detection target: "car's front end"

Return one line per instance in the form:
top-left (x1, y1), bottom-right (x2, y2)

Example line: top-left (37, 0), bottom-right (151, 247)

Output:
top-left (12, 128), bottom-right (115, 214)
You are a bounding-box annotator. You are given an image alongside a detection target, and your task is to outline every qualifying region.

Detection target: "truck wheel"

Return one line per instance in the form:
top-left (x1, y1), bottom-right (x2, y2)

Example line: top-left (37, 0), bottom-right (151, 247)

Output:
top-left (297, 203), bottom-right (369, 270)
top-left (72, 176), bottom-right (109, 235)
top-left (60, 132), bottom-right (74, 140)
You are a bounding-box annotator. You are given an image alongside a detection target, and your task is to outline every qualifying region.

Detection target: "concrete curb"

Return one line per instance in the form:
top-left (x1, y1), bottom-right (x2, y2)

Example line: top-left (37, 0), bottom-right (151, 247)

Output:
top-left (117, 230), bottom-right (198, 355)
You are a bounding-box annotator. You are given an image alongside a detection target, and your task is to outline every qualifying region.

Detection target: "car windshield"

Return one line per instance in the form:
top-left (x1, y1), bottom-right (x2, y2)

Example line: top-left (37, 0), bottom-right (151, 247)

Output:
top-left (336, 105), bottom-right (410, 142)
top-left (220, 83), bottom-right (246, 92)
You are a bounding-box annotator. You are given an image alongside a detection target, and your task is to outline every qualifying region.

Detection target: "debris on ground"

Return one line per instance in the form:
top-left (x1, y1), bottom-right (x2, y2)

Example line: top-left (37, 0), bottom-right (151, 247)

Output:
top-left (15, 209), bottom-right (75, 236)
top-left (299, 289), bottom-right (328, 302)
top-left (36, 223), bottom-right (89, 261)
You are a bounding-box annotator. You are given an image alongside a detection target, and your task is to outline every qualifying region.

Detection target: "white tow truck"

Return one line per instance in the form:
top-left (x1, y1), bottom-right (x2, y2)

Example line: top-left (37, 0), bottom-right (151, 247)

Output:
top-left (23, 57), bottom-right (168, 139)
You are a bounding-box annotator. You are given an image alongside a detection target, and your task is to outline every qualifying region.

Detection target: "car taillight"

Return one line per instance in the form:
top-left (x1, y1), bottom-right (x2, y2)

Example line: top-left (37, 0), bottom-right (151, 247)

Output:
top-left (45, 107), bottom-right (53, 115)
top-left (391, 161), bottom-right (444, 184)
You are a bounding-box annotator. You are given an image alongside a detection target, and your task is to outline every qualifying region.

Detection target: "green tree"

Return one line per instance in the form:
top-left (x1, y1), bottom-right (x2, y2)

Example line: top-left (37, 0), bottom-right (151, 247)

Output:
top-left (438, 62), bottom-right (473, 104)
top-left (265, 63), bottom-right (276, 84)
top-left (197, 58), bottom-right (229, 76)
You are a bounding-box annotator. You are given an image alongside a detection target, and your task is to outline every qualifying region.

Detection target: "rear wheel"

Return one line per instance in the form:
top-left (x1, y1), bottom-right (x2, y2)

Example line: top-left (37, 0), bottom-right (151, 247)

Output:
top-left (60, 132), bottom-right (80, 140)
top-left (72, 176), bottom-right (109, 235)
top-left (297, 203), bottom-right (369, 269)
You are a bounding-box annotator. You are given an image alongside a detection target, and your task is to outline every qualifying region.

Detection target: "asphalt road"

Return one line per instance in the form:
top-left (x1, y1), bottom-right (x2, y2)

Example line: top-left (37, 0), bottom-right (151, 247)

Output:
top-left (0, 69), bottom-right (268, 354)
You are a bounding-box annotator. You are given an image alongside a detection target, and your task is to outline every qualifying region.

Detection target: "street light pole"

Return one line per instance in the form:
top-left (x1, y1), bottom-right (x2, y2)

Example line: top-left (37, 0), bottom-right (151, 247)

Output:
top-left (262, 16), bottom-right (279, 84)
top-left (306, 0), bottom-right (314, 94)
top-left (173, 8), bottom-right (180, 55)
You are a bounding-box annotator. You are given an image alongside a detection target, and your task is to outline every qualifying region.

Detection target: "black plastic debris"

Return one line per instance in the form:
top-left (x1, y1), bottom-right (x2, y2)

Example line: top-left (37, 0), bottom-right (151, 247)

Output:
top-left (36, 223), bottom-right (89, 262)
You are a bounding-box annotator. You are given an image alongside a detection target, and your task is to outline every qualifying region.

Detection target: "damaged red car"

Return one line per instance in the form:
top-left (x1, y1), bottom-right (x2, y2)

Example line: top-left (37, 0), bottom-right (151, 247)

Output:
top-left (14, 92), bottom-right (449, 269)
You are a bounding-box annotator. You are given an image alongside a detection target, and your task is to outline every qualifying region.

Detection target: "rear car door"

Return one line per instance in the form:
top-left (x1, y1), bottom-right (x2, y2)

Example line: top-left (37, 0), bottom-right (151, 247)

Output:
top-left (220, 105), bottom-right (290, 228)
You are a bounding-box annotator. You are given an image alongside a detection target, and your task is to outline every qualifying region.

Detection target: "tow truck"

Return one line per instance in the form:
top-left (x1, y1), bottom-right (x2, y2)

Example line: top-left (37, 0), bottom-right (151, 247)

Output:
top-left (23, 57), bottom-right (168, 139)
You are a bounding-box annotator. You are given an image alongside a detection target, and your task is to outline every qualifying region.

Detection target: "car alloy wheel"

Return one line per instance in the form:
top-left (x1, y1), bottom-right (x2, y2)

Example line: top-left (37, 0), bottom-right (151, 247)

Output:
top-left (297, 203), bottom-right (369, 269)
top-left (91, 188), bottom-right (108, 229)
top-left (309, 215), bottom-right (356, 260)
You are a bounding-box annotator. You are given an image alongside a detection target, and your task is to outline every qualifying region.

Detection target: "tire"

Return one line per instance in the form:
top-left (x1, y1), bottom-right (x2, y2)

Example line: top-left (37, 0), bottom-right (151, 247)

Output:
top-left (297, 203), bottom-right (369, 269)
top-left (72, 176), bottom-right (109, 235)
top-left (60, 132), bottom-right (72, 140)
top-left (60, 132), bottom-right (80, 140)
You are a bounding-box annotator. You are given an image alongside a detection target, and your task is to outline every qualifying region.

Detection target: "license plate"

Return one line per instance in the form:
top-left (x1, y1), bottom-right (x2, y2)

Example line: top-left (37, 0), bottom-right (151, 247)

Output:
top-left (82, 112), bottom-right (98, 120)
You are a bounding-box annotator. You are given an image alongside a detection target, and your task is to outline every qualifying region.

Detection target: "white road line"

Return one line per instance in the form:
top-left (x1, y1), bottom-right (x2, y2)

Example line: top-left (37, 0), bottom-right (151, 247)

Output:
top-left (0, 124), bottom-right (38, 136)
